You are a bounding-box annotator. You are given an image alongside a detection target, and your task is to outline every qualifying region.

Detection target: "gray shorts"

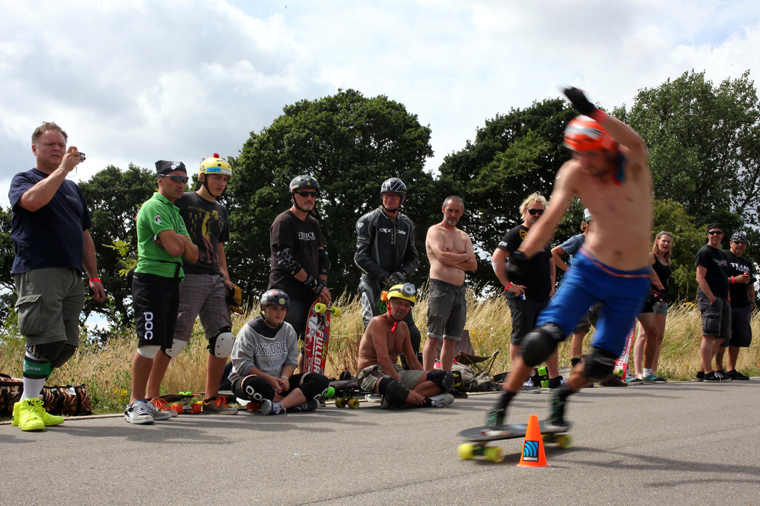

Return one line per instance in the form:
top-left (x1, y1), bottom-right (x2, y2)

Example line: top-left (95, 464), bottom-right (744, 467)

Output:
top-left (426, 278), bottom-right (467, 342)
top-left (728, 305), bottom-right (753, 347)
top-left (356, 364), bottom-right (425, 392)
top-left (697, 295), bottom-right (731, 341)
top-left (174, 273), bottom-right (232, 342)
top-left (574, 303), bottom-right (601, 334)
top-left (14, 267), bottom-right (84, 347)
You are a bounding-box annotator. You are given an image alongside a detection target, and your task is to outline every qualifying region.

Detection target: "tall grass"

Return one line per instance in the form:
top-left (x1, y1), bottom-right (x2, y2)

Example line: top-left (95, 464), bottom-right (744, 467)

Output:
top-left (2, 291), bottom-right (759, 414)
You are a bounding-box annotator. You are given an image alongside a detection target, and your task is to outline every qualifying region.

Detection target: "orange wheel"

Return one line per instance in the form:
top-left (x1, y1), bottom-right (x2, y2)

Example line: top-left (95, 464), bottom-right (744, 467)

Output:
top-left (171, 404), bottom-right (183, 415)
top-left (191, 403), bottom-right (202, 414)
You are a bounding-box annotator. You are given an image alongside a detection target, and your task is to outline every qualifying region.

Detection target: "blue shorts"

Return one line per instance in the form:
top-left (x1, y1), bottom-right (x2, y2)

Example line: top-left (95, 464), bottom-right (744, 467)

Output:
top-left (537, 249), bottom-right (650, 356)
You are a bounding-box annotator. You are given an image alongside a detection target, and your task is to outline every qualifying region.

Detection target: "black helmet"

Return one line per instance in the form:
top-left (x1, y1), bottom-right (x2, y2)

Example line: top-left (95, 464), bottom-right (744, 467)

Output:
top-left (290, 175), bottom-right (320, 195)
top-left (260, 289), bottom-right (290, 309)
top-left (380, 177), bottom-right (406, 197)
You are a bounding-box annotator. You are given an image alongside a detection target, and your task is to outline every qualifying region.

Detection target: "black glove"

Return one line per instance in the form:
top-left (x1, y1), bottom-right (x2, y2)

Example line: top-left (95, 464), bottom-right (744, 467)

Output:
top-left (385, 271), bottom-right (406, 287)
top-left (649, 287), bottom-right (667, 305)
top-left (563, 87), bottom-right (597, 117)
top-left (505, 250), bottom-right (529, 286)
top-left (304, 273), bottom-right (326, 297)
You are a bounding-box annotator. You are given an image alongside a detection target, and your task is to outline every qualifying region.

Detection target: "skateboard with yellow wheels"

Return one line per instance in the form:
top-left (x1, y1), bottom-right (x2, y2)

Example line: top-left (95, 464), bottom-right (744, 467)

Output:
top-left (457, 420), bottom-right (572, 462)
top-left (303, 302), bottom-right (340, 375)
top-left (325, 378), bottom-right (371, 409)
top-left (158, 393), bottom-right (202, 414)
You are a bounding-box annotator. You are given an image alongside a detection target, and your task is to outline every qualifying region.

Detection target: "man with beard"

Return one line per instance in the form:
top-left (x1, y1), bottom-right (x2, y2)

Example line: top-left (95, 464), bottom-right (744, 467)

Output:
top-left (422, 196), bottom-right (477, 372)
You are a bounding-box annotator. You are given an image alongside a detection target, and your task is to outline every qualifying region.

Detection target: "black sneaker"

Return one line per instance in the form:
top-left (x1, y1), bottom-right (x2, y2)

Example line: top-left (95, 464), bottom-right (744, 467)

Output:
top-left (696, 371), bottom-right (704, 381)
top-left (716, 370), bottom-right (733, 382)
top-left (704, 371), bottom-right (731, 382)
top-left (726, 369), bottom-right (750, 380)
top-left (486, 408), bottom-right (505, 429)
top-left (546, 376), bottom-right (564, 390)
top-left (291, 400), bottom-right (318, 412)
top-left (549, 389), bottom-right (569, 427)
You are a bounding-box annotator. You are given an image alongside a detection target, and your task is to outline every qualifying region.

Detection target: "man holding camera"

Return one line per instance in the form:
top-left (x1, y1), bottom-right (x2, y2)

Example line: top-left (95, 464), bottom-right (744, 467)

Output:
top-left (10, 122), bottom-right (106, 431)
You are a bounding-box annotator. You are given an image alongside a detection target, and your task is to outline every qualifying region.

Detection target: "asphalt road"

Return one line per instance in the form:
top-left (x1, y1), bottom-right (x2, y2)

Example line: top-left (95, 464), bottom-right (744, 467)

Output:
top-left (2, 380), bottom-right (760, 506)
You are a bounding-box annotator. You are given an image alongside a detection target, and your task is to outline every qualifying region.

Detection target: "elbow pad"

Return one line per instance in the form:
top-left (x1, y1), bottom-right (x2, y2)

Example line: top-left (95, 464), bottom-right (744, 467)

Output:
top-left (274, 244), bottom-right (302, 275)
top-left (319, 248), bottom-right (330, 276)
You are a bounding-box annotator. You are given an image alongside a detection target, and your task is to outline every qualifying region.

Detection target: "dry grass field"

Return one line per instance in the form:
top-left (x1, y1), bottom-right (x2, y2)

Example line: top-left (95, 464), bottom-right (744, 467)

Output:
top-left (2, 290), bottom-right (759, 413)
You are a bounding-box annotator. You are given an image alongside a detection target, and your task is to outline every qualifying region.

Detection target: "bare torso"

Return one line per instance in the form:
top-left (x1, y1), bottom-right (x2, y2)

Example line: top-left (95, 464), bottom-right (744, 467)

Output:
top-left (566, 153), bottom-right (652, 270)
top-left (357, 315), bottom-right (409, 370)
top-left (426, 224), bottom-right (474, 286)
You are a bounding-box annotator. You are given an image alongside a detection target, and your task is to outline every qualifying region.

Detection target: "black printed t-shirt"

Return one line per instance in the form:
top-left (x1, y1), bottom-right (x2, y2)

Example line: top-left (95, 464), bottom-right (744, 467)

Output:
top-left (174, 192), bottom-right (229, 276)
top-left (269, 209), bottom-right (326, 302)
top-left (696, 244), bottom-right (729, 298)
top-left (726, 251), bottom-right (755, 308)
top-left (497, 224), bottom-right (552, 301)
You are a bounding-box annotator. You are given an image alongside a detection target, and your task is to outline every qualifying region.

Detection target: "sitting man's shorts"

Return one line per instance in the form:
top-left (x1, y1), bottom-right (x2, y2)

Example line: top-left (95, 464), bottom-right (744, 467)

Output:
top-left (697, 295), bottom-right (731, 343)
top-left (729, 305), bottom-right (753, 347)
top-left (357, 364), bottom-right (425, 393)
top-left (427, 278), bottom-right (467, 342)
top-left (536, 249), bottom-right (650, 357)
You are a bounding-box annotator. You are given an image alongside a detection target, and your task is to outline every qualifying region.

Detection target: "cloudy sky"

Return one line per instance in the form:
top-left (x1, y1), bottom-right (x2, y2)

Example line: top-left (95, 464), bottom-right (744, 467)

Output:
top-left (2, 0), bottom-right (760, 210)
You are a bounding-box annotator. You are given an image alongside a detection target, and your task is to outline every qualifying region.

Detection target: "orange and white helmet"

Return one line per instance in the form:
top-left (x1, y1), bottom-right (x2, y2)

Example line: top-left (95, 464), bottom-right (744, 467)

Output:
top-left (564, 115), bottom-right (618, 152)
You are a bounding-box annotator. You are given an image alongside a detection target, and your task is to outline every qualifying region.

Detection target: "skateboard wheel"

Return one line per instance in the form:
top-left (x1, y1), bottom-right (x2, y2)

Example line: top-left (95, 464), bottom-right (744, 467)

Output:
top-left (556, 434), bottom-right (573, 449)
top-left (347, 398), bottom-right (360, 409)
top-left (331, 307), bottom-right (341, 317)
top-left (246, 402), bottom-right (260, 413)
top-left (537, 367), bottom-right (547, 376)
top-left (542, 434), bottom-right (554, 444)
top-left (191, 403), bottom-right (202, 414)
top-left (457, 443), bottom-right (475, 460)
top-left (484, 446), bottom-right (504, 463)
top-left (324, 386), bottom-right (335, 399)
top-left (171, 404), bottom-right (183, 415)
top-left (335, 398), bottom-right (346, 409)
top-left (314, 303), bottom-right (326, 314)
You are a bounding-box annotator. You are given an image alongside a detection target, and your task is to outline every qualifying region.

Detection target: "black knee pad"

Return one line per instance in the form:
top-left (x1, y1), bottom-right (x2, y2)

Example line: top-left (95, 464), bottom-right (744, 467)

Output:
top-left (521, 323), bottom-right (564, 367)
top-left (28, 341), bottom-right (67, 362)
top-left (298, 373), bottom-right (330, 400)
top-left (426, 370), bottom-right (454, 392)
top-left (241, 375), bottom-right (275, 402)
top-left (50, 344), bottom-right (77, 369)
top-left (584, 347), bottom-right (618, 383)
top-left (378, 377), bottom-right (409, 404)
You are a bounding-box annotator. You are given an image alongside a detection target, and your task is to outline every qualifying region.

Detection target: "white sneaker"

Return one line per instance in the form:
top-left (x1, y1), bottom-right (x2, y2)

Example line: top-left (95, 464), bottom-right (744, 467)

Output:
top-left (124, 401), bottom-right (154, 425)
top-left (260, 399), bottom-right (286, 415)
top-left (520, 379), bottom-right (540, 393)
top-left (145, 399), bottom-right (173, 421)
top-left (366, 393), bottom-right (383, 403)
top-left (429, 393), bottom-right (455, 407)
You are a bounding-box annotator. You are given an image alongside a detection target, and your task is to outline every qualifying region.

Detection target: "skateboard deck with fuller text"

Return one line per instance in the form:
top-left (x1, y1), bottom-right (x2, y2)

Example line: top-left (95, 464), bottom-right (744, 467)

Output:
top-left (613, 325), bottom-right (637, 379)
top-left (457, 420), bottom-right (573, 462)
top-left (303, 302), bottom-right (341, 375)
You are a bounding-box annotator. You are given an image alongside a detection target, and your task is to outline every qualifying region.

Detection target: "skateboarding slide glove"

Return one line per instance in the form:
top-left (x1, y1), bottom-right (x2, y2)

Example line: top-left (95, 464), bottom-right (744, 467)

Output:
top-left (505, 250), bottom-right (529, 287)
top-left (304, 273), bottom-right (326, 297)
top-left (226, 285), bottom-right (244, 314)
top-left (563, 87), bottom-right (607, 122)
top-left (385, 271), bottom-right (406, 287)
top-left (648, 287), bottom-right (667, 305)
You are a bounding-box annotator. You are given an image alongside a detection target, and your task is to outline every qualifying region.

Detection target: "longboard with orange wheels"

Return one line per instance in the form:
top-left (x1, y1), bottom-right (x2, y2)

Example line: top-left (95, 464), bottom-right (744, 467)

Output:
top-left (157, 393), bottom-right (201, 415)
top-left (457, 420), bottom-right (572, 463)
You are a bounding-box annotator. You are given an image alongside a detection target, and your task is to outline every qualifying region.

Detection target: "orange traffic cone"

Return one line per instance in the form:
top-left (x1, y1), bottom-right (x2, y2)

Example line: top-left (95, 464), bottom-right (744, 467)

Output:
top-left (518, 414), bottom-right (549, 468)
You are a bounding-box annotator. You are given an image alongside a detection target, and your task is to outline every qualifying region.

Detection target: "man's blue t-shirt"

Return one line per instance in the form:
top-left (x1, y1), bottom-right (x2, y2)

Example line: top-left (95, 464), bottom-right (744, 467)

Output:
top-left (9, 168), bottom-right (92, 274)
top-left (559, 233), bottom-right (586, 267)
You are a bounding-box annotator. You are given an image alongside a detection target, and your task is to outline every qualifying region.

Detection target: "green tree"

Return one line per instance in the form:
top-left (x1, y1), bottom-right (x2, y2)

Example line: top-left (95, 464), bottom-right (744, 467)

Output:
top-left (0, 207), bottom-right (16, 322)
top-left (619, 70), bottom-right (760, 228)
top-left (437, 98), bottom-right (577, 290)
top-left (226, 89), bottom-right (437, 301)
top-left (79, 164), bottom-right (156, 329)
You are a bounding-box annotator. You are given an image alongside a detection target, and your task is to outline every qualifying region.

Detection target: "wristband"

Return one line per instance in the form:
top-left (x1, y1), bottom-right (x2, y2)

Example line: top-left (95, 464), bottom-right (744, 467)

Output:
top-left (89, 277), bottom-right (101, 285)
top-left (732, 276), bottom-right (735, 284)
top-left (506, 283), bottom-right (513, 290)
top-left (590, 109), bottom-right (608, 123)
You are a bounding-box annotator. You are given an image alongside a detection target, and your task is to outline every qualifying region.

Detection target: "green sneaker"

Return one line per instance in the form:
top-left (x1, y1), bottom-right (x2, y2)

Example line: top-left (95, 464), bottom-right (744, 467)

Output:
top-left (12, 399), bottom-right (45, 431)
top-left (549, 389), bottom-right (569, 428)
top-left (486, 408), bottom-right (505, 429)
top-left (643, 374), bottom-right (666, 384)
top-left (29, 397), bottom-right (64, 426)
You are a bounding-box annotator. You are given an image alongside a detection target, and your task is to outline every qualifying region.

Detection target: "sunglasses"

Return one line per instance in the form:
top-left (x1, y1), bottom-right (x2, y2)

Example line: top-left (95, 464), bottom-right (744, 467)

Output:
top-left (527, 209), bottom-right (544, 216)
top-left (708, 230), bottom-right (723, 235)
top-left (294, 190), bottom-right (318, 198)
top-left (161, 175), bottom-right (189, 184)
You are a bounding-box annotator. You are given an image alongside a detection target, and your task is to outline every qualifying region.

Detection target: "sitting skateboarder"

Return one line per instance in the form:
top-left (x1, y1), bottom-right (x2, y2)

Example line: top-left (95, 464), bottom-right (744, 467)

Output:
top-left (229, 289), bottom-right (329, 415)
top-left (356, 283), bottom-right (455, 408)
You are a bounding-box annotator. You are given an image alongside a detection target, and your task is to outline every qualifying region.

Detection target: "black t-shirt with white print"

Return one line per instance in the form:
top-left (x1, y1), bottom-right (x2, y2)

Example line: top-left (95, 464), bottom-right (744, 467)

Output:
top-left (269, 209), bottom-right (326, 302)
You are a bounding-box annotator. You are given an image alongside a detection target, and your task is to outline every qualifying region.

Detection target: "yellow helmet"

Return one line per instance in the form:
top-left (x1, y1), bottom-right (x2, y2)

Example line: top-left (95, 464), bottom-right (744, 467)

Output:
top-left (199, 154), bottom-right (232, 179)
top-left (383, 283), bottom-right (416, 306)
